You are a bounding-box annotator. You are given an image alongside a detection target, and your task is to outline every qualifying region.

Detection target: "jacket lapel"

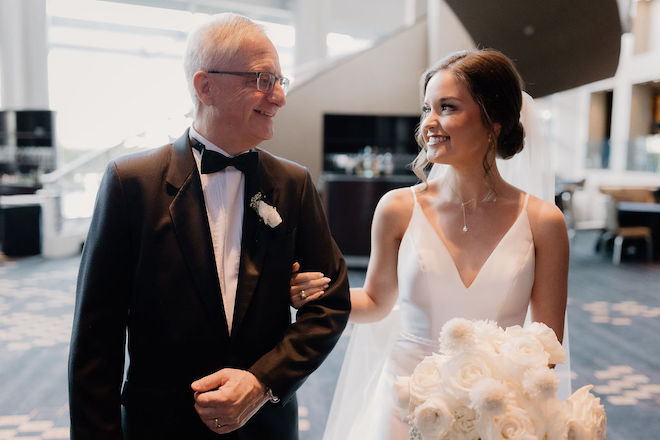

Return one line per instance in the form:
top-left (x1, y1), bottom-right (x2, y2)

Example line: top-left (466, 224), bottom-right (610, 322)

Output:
top-left (167, 130), bottom-right (229, 339)
top-left (231, 150), bottom-right (275, 336)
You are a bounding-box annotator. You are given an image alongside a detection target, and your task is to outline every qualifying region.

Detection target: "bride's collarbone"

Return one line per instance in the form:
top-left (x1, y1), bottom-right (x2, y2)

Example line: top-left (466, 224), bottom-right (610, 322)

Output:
top-left (422, 199), bottom-right (522, 237)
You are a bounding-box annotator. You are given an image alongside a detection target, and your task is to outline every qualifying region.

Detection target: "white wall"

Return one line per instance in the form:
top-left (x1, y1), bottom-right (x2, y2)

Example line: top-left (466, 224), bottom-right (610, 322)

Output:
top-left (426, 0), bottom-right (474, 64)
top-left (262, 20), bottom-right (430, 180)
top-left (262, 0), bottom-right (475, 181)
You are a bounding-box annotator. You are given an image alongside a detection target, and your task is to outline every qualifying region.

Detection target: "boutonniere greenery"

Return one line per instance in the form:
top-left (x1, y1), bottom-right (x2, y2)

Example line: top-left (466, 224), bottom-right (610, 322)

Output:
top-left (250, 192), bottom-right (282, 228)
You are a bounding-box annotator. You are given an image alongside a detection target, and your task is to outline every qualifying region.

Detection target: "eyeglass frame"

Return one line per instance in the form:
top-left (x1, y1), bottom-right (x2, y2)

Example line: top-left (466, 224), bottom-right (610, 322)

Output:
top-left (206, 70), bottom-right (290, 95)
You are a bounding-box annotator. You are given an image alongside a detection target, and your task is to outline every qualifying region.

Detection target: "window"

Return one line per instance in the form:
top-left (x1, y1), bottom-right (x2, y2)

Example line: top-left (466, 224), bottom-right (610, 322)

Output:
top-left (47, 0), bottom-right (296, 161)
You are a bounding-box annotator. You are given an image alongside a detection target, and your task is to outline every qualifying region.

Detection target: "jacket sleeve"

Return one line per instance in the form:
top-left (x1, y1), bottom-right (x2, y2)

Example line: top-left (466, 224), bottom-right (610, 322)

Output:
top-left (68, 162), bottom-right (132, 439)
top-left (248, 170), bottom-right (351, 403)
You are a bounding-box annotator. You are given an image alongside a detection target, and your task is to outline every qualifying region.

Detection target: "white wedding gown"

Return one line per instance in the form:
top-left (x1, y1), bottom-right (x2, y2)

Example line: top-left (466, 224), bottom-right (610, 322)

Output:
top-left (324, 190), bottom-right (539, 440)
top-left (323, 93), bottom-right (571, 439)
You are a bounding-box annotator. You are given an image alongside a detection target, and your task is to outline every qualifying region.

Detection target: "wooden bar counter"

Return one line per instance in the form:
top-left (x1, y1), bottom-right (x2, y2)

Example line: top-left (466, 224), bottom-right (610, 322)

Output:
top-left (320, 173), bottom-right (419, 265)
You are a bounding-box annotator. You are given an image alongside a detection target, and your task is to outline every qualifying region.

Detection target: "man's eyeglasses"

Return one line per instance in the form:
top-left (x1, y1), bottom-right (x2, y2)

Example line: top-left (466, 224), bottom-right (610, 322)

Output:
top-left (206, 71), bottom-right (290, 95)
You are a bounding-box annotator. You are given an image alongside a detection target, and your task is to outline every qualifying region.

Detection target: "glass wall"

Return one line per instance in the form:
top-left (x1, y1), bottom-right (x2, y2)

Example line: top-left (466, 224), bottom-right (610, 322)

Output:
top-left (627, 81), bottom-right (660, 172)
top-left (586, 90), bottom-right (613, 169)
top-left (46, 0), bottom-right (375, 164)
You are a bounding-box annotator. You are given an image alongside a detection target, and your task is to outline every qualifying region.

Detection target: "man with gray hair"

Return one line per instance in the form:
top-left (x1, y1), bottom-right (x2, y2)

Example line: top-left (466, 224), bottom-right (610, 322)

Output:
top-left (69, 13), bottom-right (350, 439)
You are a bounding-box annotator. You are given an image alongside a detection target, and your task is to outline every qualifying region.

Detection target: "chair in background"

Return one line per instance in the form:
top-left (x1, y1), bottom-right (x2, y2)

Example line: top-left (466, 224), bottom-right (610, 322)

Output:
top-left (601, 195), bottom-right (653, 264)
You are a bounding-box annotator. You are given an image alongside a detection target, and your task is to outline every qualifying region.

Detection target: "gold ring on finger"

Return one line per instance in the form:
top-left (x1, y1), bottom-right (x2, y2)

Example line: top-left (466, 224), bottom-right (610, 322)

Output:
top-left (300, 290), bottom-right (307, 299)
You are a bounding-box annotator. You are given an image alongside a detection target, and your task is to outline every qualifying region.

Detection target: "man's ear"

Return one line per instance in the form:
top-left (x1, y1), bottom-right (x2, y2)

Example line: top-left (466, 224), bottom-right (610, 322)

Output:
top-left (193, 71), bottom-right (214, 106)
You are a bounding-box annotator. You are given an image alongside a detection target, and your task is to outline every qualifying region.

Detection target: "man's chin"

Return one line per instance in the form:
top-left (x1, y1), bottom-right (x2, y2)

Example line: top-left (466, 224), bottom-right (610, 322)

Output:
top-left (253, 129), bottom-right (274, 143)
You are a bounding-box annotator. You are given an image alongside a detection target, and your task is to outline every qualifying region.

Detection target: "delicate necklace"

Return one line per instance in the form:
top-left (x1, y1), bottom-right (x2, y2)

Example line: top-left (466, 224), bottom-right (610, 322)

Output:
top-left (447, 182), bottom-right (496, 233)
top-left (459, 199), bottom-right (472, 233)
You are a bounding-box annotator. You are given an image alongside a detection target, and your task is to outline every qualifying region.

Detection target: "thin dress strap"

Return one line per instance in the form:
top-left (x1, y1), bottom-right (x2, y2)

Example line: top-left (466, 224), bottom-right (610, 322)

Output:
top-left (523, 192), bottom-right (530, 210)
top-left (409, 186), bottom-right (419, 204)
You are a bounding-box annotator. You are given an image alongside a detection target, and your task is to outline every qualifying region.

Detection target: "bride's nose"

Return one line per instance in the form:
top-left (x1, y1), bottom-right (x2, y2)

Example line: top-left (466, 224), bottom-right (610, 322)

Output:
top-left (422, 112), bottom-right (438, 132)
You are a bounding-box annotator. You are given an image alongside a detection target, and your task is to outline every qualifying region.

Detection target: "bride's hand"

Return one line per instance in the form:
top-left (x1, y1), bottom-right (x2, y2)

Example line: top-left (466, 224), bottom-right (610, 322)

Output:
top-left (290, 262), bottom-right (331, 309)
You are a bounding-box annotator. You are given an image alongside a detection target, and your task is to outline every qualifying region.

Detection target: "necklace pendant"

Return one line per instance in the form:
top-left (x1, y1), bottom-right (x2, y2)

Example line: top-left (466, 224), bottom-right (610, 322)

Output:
top-left (462, 225), bottom-right (468, 232)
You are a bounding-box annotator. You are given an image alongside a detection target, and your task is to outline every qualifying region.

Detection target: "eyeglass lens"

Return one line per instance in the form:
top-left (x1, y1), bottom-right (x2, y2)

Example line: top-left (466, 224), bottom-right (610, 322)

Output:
top-left (257, 73), bottom-right (289, 95)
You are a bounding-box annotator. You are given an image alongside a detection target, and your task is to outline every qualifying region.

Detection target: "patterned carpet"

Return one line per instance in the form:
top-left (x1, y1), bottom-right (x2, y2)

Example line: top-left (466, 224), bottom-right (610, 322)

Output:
top-left (0, 230), bottom-right (659, 439)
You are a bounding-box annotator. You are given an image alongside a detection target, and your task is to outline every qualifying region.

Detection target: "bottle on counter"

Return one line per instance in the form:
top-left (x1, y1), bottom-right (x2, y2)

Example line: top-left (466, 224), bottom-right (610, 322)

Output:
top-left (382, 151), bottom-right (394, 176)
top-left (361, 146), bottom-right (374, 178)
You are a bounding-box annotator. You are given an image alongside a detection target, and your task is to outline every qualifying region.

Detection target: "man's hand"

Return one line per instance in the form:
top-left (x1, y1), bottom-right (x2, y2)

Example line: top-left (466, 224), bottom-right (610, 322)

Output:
top-left (191, 368), bottom-right (270, 434)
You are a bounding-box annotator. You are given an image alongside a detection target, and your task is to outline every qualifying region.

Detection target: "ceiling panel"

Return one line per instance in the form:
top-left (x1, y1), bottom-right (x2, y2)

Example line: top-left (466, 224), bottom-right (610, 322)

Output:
top-left (445, 0), bottom-right (623, 97)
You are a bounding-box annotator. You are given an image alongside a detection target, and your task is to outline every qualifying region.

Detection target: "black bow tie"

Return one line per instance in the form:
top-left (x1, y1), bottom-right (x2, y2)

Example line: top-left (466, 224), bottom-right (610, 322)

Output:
top-left (191, 138), bottom-right (258, 175)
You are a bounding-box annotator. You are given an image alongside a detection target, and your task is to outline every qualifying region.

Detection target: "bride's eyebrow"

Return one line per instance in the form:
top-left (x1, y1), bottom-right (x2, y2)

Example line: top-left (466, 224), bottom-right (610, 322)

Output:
top-left (423, 96), bottom-right (461, 108)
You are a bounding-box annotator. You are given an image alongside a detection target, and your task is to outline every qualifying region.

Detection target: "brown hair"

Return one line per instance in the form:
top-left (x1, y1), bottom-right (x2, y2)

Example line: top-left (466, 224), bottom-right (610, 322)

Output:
top-left (412, 49), bottom-right (524, 182)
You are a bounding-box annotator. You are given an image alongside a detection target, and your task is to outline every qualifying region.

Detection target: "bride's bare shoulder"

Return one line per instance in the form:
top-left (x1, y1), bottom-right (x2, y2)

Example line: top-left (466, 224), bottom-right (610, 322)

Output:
top-left (526, 195), bottom-right (568, 241)
top-left (377, 185), bottom-right (414, 213)
top-left (373, 184), bottom-right (421, 232)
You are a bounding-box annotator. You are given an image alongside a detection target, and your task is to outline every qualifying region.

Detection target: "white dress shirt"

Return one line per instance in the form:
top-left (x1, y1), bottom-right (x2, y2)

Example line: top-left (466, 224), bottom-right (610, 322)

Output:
top-left (189, 126), bottom-right (245, 334)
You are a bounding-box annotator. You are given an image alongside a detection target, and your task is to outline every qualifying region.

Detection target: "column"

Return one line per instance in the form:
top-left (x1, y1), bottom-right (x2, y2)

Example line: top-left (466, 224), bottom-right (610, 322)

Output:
top-left (0, 0), bottom-right (49, 108)
top-left (405, 0), bottom-right (427, 26)
top-left (426, 0), bottom-right (474, 64)
top-left (294, 0), bottom-right (329, 68)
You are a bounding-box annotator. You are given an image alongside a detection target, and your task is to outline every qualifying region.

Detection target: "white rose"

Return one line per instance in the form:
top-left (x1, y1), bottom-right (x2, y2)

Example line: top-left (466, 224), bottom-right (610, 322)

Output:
top-left (409, 356), bottom-right (442, 407)
top-left (566, 385), bottom-right (607, 440)
top-left (256, 201), bottom-right (282, 227)
top-left (432, 352), bottom-right (450, 369)
top-left (480, 404), bottom-right (541, 440)
top-left (438, 348), bottom-right (495, 406)
top-left (535, 398), bottom-right (569, 439)
top-left (498, 330), bottom-right (549, 376)
top-left (446, 406), bottom-right (480, 440)
top-left (413, 396), bottom-right (453, 439)
top-left (525, 321), bottom-right (566, 365)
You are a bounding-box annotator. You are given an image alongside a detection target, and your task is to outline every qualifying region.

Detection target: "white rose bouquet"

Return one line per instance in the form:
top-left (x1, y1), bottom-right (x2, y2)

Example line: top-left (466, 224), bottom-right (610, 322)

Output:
top-left (396, 318), bottom-right (606, 440)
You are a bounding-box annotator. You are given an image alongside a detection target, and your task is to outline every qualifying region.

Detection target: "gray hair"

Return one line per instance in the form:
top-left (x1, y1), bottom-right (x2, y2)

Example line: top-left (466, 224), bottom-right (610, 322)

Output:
top-left (183, 13), bottom-right (266, 111)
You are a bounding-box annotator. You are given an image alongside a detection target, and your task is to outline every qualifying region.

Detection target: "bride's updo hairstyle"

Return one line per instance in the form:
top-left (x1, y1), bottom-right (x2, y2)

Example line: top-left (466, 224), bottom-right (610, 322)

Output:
top-left (412, 49), bottom-right (525, 182)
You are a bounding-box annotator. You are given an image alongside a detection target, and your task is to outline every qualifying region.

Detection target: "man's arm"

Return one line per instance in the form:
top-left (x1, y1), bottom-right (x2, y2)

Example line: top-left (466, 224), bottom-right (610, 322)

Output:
top-left (248, 169), bottom-right (351, 401)
top-left (191, 168), bottom-right (350, 434)
top-left (68, 162), bottom-right (132, 439)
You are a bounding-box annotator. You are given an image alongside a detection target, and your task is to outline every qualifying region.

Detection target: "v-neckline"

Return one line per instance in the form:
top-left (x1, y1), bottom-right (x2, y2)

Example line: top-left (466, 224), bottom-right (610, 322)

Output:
top-left (414, 195), bottom-right (527, 290)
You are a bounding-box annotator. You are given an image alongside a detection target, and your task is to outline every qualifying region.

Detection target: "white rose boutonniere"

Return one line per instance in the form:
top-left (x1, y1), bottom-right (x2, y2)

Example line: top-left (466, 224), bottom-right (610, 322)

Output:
top-left (250, 192), bottom-right (282, 228)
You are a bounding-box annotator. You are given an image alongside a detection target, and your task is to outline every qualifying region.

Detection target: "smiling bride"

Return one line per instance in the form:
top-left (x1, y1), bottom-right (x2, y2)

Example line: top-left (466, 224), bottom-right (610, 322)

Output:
top-left (291, 48), bottom-right (570, 440)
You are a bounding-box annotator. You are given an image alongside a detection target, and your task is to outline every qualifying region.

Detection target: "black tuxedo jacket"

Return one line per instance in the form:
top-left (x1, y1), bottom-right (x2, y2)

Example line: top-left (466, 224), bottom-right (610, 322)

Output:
top-left (68, 130), bottom-right (351, 439)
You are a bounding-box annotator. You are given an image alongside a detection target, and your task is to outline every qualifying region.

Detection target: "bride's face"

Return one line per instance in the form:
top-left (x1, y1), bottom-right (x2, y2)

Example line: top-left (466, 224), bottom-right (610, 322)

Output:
top-left (421, 70), bottom-right (493, 167)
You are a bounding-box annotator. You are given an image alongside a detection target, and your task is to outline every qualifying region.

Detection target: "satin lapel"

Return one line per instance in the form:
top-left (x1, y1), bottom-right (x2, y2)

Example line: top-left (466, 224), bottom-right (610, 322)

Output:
top-left (232, 151), bottom-right (275, 336)
top-left (167, 131), bottom-right (229, 339)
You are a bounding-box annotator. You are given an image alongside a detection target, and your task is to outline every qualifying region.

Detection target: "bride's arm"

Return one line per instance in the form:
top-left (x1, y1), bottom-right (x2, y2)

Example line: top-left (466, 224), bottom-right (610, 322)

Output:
top-left (350, 189), bottom-right (413, 322)
top-left (290, 188), bottom-right (414, 323)
top-left (528, 197), bottom-right (570, 343)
